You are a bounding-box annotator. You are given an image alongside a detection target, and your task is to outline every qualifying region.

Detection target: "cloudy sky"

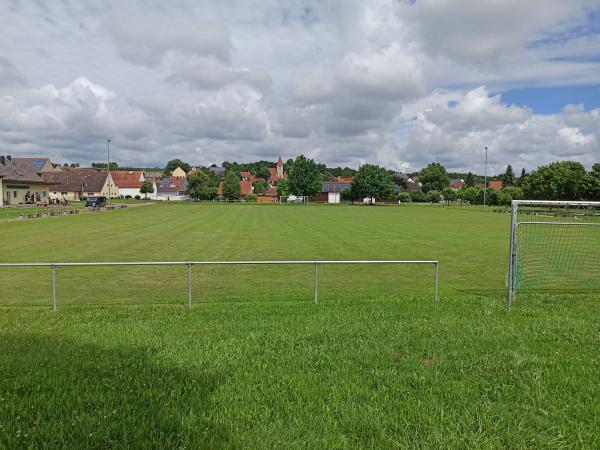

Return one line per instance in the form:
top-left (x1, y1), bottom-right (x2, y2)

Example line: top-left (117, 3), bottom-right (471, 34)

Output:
top-left (0, 0), bottom-right (599, 173)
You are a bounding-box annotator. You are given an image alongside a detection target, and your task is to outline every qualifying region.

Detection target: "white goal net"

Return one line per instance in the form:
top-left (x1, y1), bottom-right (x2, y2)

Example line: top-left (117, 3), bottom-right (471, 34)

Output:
top-left (508, 200), bottom-right (600, 308)
top-left (279, 195), bottom-right (309, 204)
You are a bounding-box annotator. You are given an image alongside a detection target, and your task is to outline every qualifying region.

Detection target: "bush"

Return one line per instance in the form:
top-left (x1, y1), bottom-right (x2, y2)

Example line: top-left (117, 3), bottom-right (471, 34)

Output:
top-left (134, 195), bottom-right (141, 200)
top-left (398, 192), bottom-right (411, 203)
top-left (125, 195), bottom-right (132, 199)
top-left (80, 196), bottom-right (87, 202)
top-left (427, 190), bottom-right (441, 203)
top-left (245, 194), bottom-right (257, 202)
top-left (409, 190), bottom-right (428, 203)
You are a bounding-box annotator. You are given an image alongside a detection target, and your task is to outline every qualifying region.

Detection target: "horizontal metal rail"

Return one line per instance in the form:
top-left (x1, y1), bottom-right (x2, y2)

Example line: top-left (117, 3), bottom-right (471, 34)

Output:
top-left (0, 260), bottom-right (438, 267)
top-left (513, 200), bottom-right (600, 207)
top-left (0, 260), bottom-right (439, 311)
top-left (517, 221), bottom-right (600, 227)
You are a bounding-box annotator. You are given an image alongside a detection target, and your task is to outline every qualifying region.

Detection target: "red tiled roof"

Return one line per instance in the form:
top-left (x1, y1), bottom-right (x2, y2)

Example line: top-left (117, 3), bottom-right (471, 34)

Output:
top-left (111, 171), bottom-right (143, 189)
top-left (240, 180), bottom-right (253, 195)
top-left (240, 171), bottom-right (256, 182)
top-left (266, 186), bottom-right (278, 196)
top-left (336, 176), bottom-right (354, 182)
top-left (489, 180), bottom-right (503, 191)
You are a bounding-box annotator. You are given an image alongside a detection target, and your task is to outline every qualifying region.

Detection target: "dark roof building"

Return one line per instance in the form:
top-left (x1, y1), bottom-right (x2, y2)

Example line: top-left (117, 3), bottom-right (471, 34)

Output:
top-left (41, 167), bottom-right (116, 199)
top-left (11, 157), bottom-right (55, 173)
top-left (1, 155), bottom-right (55, 206)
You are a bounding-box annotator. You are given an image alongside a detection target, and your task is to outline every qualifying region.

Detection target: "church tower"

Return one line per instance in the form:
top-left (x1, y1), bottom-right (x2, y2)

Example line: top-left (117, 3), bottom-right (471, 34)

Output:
top-left (277, 156), bottom-right (284, 178)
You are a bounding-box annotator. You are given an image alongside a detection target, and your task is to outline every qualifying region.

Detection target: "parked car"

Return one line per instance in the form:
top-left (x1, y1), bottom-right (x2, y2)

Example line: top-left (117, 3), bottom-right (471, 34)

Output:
top-left (86, 196), bottom-right (107, 207)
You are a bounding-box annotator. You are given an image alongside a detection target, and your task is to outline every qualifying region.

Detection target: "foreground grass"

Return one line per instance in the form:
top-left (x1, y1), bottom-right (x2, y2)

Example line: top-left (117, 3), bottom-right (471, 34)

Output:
top-left (1, 295), bottom-right (599, 448)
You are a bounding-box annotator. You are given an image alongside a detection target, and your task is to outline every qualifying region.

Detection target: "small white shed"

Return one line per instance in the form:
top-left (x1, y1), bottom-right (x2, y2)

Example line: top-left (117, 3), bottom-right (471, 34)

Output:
top-left (328, 192), bottom-right (341, 203)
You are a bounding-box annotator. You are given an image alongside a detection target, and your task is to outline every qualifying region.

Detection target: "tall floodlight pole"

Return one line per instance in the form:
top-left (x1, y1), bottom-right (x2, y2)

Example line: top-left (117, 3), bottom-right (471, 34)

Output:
top-left (107, 138), bottom-right (111, 203)
top-left (483, 146), bottom-right (488, 208)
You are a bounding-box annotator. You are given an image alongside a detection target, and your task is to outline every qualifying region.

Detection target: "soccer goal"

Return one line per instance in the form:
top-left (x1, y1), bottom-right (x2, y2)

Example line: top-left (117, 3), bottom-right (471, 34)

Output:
top-left (279, 195), bottom-right (309, 204)
top-left (507, 200), bottom-right (600, 308)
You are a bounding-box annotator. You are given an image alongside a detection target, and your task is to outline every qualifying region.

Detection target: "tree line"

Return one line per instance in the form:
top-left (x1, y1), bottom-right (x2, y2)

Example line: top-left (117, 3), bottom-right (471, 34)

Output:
top-left (178, 155), bottom-right (600, 203)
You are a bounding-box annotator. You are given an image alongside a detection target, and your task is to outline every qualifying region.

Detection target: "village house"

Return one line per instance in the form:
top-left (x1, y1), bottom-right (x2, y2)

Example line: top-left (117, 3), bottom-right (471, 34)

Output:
top-left (156, 177), bottom-right (188, 200)
top-left (42, 167), bottom-right (118, 201)
top-left (0, 155), bottom-right (55, 206)
top-left (489, 180), bottom-right (504, 191)
top-left (171, 167), bottom-right (187, 179)
top-left (240, 171), bottom-right (256, 183)
top-left (450, 179), bottom-right (465, 191)
top-left (111, 170), bottom-right (157, 199)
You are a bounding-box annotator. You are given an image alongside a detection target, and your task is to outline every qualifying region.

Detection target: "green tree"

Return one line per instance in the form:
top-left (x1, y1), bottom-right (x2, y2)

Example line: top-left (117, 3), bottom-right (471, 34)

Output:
top-left (409, 190), bottom-right (428, 203)
top-left (350, 164), bottom-right (395, 202)
top-left (480, 188), bottom-right (499, 206)
top-left (288, 155), bottom-right (323, 198)
top-left (223, 171), bottom-right (241, 200)
top-left (276, 178), bottom-right (289, 197)
top-left (321, 171), bottom-right (335, 181)
top-left (253, 179), bottom-right (267, 195)
top-left (522, 161), bottom-right (589, 200)
top-left (164, 159), bottom-right (191, 176)
top-left (92, 162), bottom-right (118, 170)
top-left (187, 170), bottom-right (217, 200)
top-left (427, 190), bottom-right (442, 203)
top-left (460, 187), bottom-right (481, 204)
top-left (587, 164), bottom-right (600, 200)
top-left (420, 163), bottom-right (449, 192)
top-left (398, 191), bottom-right (411, 203)
top-left (465, 172), bottom-right (475, 188)
top-left (255, 166), bottom-right (272, 182)
top-left (501, 165), bottom-right (515, 186)
top-left (517, 168), bottom-right (527, 186)
top-left (503, 186), bottom-right (524, 201)
top-left (498, 187), bottom-right (524, 206)
top-left (442, 187), bottom-right (456, 205)
top-left (140, 181), bottom-right (154, 199)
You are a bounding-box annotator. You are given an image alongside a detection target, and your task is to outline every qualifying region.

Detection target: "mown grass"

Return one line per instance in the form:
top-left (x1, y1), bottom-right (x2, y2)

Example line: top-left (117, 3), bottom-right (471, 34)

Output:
top-left (1, 296), bottom-right (599, 448)
top-left (0, 202), bottom-right (508, 305)
top-left (1, 203), bottom-right (599, 448)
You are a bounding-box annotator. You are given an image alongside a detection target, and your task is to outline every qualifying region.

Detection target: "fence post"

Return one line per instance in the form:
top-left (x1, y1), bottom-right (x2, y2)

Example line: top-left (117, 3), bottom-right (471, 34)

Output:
top-left (313, 261), bottom-right (318, 304)
top-left (51, 264), bottom-right (57, 312)
top-left (187, 263), bottom-right (192, 309)
top-left (434, 262), bottom-right (439, 302)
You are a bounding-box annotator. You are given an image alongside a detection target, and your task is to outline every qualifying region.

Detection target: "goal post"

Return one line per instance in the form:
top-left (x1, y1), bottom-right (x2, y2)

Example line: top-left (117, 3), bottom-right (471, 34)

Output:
top-left (508, 200), bottom-right (600, 309)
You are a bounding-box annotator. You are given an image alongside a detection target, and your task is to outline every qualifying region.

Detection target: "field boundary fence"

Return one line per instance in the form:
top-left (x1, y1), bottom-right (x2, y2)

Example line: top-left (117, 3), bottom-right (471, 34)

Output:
top-left (0, 260), bottom-right (439, 311)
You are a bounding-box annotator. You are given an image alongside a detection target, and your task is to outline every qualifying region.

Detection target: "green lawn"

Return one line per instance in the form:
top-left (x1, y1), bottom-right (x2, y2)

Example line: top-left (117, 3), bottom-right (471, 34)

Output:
top-left (1, 203), bottom-right (599, 448)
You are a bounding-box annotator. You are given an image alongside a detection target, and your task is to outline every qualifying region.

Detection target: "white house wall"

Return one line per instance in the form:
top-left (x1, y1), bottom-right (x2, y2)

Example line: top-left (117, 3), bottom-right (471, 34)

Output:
top-left (118, 187), bottom-right (157, 199)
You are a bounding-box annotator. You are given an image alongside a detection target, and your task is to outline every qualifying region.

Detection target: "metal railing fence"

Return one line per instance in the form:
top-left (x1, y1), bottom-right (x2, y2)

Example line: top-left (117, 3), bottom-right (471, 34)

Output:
top-left (0, 259), bottom-right (439, 311)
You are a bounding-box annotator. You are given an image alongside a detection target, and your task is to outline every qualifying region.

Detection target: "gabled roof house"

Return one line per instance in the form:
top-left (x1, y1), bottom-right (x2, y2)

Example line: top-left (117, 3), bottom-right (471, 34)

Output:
top-left (42, 167), bottom-right (118, 201)
top-left (0, 155), bottom-right (55, 206)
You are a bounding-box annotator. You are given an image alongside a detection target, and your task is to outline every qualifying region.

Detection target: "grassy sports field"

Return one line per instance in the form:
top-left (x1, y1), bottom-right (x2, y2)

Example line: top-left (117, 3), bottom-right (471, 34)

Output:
top-left (1, 203), bottom-right (599, 448)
